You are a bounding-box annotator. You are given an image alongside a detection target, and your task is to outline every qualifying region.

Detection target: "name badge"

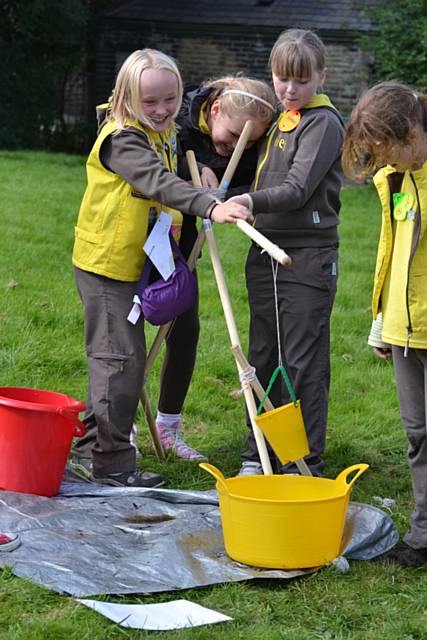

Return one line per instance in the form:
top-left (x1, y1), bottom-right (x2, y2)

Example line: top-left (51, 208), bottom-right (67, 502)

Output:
top-left (278, 109), bottom-right (301, 132)
top-left (393, 192), bottom-right (415, 221)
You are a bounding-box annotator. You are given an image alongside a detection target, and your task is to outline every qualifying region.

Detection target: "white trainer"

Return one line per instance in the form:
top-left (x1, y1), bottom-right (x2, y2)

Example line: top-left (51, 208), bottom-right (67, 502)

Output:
top-left (237, 461), bottom-right (263, 476)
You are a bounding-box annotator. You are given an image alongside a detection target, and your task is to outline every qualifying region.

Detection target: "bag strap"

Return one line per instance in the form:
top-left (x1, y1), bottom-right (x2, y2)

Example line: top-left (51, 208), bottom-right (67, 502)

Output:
top-left (138, 251), bottom-right (154, 291)
top-left (139, 230), bottom-right (185, 290)
top-left (169, 233), bottom-right (187, 266)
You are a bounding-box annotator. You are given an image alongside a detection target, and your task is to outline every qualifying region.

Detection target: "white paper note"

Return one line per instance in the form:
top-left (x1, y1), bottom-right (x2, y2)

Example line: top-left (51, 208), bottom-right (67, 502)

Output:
top-left (77, 598), bottom-right (232, 631)
top-left (127, 295), bottom-right (142, 325)
top-left (143, 211), bottom-right (174, 280)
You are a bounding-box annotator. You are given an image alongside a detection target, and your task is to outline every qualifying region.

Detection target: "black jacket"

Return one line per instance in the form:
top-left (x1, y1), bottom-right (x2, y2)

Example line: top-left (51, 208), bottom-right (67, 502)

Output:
top-left (177, 86), bottom-right (259, 190)
top-left (176, 86), bottom-right (260, 254)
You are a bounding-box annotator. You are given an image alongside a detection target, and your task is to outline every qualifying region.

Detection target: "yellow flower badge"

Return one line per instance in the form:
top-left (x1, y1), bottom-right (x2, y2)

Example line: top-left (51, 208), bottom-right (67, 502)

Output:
top-left (278, 109), bottom-right (301, 132)
top-left (393, 192), bottom-right (415, 221)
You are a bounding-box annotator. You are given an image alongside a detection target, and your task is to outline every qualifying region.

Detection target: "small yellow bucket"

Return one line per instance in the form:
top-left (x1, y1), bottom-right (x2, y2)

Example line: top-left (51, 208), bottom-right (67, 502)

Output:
top-left (255, 400), bottom-right (309, 463)
top-left (200, 462), bottom-right (369, 569)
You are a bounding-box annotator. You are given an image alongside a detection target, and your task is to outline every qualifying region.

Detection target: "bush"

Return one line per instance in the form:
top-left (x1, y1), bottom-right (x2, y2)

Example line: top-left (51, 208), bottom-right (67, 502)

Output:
top-left (359, 0), bottom-right (427, 91)
top-left (0, 0), bottom-right (91, 150)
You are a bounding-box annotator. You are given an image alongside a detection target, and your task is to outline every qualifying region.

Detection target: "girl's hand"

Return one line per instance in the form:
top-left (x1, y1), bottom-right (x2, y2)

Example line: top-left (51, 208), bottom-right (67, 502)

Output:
top-left (201, 166), bottom-right (219, 189)
top-left (226, 194), bottom-right (250, 207)
top-left (373, 347), bottom-right (392, 359)
top-left (210, 202), bottom-right (254, 224)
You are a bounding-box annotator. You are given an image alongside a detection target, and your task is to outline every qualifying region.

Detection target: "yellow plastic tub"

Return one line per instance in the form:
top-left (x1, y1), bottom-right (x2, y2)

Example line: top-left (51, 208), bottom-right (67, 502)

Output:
top-left (200, 463), bottom-right (369, 569)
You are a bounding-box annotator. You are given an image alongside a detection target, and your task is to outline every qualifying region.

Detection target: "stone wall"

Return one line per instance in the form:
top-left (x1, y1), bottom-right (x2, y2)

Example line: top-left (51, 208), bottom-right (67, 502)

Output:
top-left (65, 22), bottom-right (371, 148)
top-left (94, 22), bottom-right (370, 118)
top-left (325, 44), bottom-right (370, 117)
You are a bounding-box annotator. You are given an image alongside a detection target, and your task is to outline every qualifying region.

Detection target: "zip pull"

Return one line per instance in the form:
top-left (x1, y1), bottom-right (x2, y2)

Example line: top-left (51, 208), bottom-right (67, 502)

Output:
top-left (404, 330), bottom-right (412, 358)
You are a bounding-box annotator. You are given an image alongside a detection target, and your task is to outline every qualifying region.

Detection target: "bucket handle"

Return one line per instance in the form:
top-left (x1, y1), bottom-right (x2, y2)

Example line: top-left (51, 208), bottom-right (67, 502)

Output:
top-left (199, 463), bottom-right (230, 494)
top-left (336, 463), bottom-right (369, 493)
top-left (56, 403), bottom-right (87, 438)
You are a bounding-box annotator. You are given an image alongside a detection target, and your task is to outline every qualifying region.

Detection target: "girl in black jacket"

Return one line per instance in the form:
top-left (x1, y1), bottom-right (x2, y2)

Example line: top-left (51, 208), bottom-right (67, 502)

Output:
top-left (155, 76), bottom-right (276, 460)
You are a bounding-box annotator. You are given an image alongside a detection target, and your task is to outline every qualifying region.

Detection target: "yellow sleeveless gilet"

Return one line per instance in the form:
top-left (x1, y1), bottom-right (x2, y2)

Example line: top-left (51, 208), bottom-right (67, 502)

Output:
top-left (72, 118), bottom-right (182, 281)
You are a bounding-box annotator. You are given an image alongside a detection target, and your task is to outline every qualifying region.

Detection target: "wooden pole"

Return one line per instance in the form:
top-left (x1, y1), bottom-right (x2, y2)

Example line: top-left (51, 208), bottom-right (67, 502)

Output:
top-left (187, 151), bottom-right (273, 475)
top-left (235, 220), bottom-right (291, 266)
top-left (231, 345), bottom-right (312, 476)
top-left (139, 121), bottom-right (259, 457)
top-left (139, 118), bottom-right (290, 459)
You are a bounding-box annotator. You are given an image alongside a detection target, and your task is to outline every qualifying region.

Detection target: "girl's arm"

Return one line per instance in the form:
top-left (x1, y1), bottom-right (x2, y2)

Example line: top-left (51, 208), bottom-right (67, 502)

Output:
top-left (100, 127), bottom-right (214, 218)
top-left (368, 313), bottom-right (392, 360)
top-left (247, 113), bottom-right (343, 214)
top-left (100, 127), bottom-right (251, 224)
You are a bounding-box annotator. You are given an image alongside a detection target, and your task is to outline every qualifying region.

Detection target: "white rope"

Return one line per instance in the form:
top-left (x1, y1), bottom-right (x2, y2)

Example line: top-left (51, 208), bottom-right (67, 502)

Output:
top-left (270, 254), bottom-right (282, 367)
top-left (239, 364), bottom-right (257, 388)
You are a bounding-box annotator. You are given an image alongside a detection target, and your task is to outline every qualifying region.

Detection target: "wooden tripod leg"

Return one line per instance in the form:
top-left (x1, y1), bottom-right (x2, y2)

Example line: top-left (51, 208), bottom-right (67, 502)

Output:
top-left (203, 224), bottom-right (273, 475)
top-left (186, 151), bottom-right (273, 475)
top-left (139, 226), bottom-right (207, 458)
top-left (140, 386), bottom-right (165, 460)
top-left (140, 122), bottom-right (253, 460)
top-left (138, 323), bottom-right (170, 459)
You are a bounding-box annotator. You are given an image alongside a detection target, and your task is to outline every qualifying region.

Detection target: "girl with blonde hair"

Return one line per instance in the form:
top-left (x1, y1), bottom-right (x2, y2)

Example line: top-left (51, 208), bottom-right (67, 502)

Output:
top-left (71, 49), bottom-right (252, 486)
top-left (152, 75), bottom-right (276, 460)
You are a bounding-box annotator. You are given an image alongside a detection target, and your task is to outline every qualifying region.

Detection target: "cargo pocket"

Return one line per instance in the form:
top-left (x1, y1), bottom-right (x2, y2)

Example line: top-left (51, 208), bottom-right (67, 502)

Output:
top-left (88, 352), bottom-right (131, 374)
top-left (75, 226), bottom-right (102, 245)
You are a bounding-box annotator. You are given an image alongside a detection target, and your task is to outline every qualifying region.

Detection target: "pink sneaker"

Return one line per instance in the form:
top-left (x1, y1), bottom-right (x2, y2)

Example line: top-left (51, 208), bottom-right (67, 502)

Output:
top-left (156, 421), bottom-right (208, 461)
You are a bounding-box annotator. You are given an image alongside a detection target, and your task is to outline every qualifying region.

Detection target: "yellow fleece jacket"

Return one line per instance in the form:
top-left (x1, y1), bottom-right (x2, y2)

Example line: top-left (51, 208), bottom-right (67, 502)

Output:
top-left (372, 163), bottom-right (427, 349)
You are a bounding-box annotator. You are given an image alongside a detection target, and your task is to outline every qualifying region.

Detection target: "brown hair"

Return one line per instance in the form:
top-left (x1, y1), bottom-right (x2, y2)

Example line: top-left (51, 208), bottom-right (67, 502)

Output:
top-left (203, 76), bottom-right (276, 124)
top-left (342, 81), bottom-right (427, 180)
top-left (270, 29), bottom-right (325, 81)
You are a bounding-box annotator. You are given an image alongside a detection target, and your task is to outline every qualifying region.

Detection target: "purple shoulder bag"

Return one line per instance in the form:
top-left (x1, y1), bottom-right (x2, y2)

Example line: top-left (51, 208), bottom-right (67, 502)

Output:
top-left (135, 234), bottom-right (197, 326)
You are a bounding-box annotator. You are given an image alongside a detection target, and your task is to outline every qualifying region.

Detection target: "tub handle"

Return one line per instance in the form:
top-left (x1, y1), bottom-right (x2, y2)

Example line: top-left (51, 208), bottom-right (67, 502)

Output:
top-left (336, 463), bottom-right (369, 493)
top-left (199, 463), bottom-right (230, 494)
top-left (56, 405), bottom-right (87, 438)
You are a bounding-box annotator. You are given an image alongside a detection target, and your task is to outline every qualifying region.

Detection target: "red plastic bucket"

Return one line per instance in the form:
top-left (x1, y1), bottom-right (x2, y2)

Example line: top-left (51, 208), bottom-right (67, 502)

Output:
top-left (0, 387), bottom-right (86, 496)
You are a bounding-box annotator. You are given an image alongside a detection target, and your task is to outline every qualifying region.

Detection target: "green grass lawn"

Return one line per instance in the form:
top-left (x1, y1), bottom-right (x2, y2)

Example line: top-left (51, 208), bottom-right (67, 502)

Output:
top-left (0, 150), bottom-right (426, 639)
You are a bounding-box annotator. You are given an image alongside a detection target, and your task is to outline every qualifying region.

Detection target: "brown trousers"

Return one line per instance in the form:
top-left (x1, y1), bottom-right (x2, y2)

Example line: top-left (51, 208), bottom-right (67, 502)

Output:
top-left (242, 244), bottom-right (338, 475)
top-left (72, 267), bottom-right (199, 475)
top-left (393, 345), bottom-right (427, 549)
top-left (72, 267), bottom-right (146, 475)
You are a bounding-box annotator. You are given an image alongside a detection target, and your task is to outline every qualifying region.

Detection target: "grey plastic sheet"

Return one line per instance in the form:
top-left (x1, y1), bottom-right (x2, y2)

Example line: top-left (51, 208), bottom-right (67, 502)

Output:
top-left (0, 470), bottom-right (398, 597)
